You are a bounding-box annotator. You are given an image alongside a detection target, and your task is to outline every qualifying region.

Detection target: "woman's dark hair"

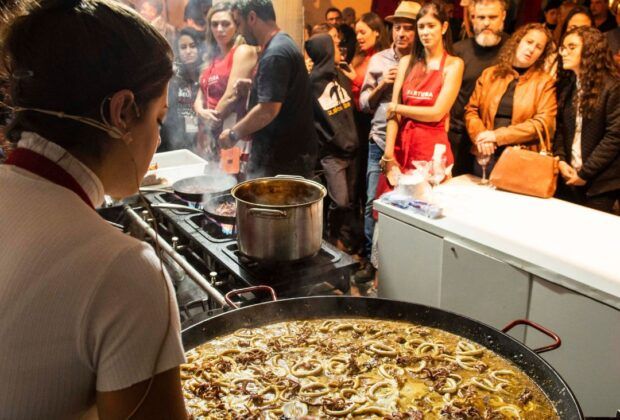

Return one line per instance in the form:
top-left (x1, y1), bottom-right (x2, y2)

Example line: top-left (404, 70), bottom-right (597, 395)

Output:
top-left (204, 1), bottom-right (242, 64)
top-left (493, 23), bottom-right (554, 79)
top-left (175, 27), bottom-right (204, 82)
top-left (352, 12), bottom-right (389, 65)
top-left (407, 1), bottom-right (453, 74)
top-left (0, 0), bottom-right (173, 160)
top-left (558, 26), bottom-right (620, 119)
top-left (558, 6), bottom-right (593, 41)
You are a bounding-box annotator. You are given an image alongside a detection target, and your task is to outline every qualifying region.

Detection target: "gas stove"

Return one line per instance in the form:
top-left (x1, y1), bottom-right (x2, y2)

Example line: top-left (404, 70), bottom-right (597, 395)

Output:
top-left (98, 190), bottom-right (357, 328)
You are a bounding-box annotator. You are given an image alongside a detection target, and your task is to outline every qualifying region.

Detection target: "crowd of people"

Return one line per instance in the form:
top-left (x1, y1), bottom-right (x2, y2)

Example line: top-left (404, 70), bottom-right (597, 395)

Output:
top-left (0, 0), bottom-right (619, 416)
top-left (3, 0), bottom-right (618, 281)
top-left (111, 0), bottom-right (620, 283)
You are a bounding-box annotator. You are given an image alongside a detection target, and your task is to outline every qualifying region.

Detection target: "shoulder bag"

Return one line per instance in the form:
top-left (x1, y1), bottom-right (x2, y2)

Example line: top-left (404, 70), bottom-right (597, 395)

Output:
top-left (489, 118), bottom-right (559, 198)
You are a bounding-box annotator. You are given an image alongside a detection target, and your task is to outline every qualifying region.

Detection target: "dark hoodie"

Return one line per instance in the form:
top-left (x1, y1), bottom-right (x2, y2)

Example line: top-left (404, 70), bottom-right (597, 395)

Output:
top-left (305, 34), bottom-right (358, 158)
top-left (160, 27), bottom-right (203, 152)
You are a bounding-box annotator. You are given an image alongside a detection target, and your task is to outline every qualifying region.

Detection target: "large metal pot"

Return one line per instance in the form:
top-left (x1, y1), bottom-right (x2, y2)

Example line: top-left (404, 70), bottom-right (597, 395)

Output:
top-left (182, 296), bottom-right (583, 419)
top-left (231, 176), bottom-right (326, 262)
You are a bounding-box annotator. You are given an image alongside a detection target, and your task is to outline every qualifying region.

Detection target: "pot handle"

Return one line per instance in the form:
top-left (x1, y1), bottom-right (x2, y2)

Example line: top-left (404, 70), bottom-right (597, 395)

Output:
top-left (502, 319), bottom-right (561, 354)
top-left (248, 208), bottom-right (288, 218)
top-left (275, 174), bottom-right (305, 179)
top-left (225, 286), bottom-right (277, 309)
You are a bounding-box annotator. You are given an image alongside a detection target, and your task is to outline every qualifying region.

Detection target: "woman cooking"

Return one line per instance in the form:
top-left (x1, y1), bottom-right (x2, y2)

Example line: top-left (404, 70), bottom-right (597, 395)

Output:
top-left (0, 0), bottom-right (187, 418)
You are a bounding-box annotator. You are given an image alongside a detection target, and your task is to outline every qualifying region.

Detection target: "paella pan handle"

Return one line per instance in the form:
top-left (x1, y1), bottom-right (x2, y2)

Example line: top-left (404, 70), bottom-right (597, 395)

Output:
top-left (224, 286), bottom-right (277, 309)
top-left (502, 319), bottom-right (561, 354)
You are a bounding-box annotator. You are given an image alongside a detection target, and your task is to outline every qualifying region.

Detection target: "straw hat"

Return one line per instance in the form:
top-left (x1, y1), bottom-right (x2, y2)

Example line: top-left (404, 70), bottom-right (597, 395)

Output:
top-left (385, 1), bottom-right (422, 23)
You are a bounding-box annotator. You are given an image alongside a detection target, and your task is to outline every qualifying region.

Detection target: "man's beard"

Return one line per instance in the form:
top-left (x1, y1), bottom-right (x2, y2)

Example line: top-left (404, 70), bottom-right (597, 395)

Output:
top-left (475, 31), bottom-right (502, 47)
top-left (244, 31), bottom-right (259, 46)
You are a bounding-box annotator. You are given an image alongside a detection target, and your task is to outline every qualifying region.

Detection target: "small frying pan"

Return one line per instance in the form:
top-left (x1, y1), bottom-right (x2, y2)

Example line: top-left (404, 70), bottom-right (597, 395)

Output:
top-left (202, 193), bottom-right (236, 224)
top-left (171, 175), bottom-right (237, 202)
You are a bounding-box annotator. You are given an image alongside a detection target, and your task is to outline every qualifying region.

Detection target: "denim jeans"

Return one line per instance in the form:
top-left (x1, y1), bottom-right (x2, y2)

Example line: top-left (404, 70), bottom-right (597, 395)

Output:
top-left (363, 142), bottom-right (383, 259)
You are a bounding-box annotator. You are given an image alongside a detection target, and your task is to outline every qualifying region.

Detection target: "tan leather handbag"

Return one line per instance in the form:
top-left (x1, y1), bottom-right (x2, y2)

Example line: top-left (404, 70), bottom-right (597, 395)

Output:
top-left (489, 118), bottom-right (559, 198)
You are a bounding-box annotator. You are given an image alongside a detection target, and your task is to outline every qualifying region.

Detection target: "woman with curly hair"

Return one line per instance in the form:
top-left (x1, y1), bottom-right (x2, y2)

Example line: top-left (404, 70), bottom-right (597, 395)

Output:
top-left (465, 23), bottom-right (557, 175)
top-left (554, 26), bottom-right (620, 213)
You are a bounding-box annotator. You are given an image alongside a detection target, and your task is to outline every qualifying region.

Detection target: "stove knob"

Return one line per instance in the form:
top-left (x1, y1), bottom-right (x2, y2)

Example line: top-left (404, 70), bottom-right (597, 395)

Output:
top-left (171, 236), bottom-right (186, 251)
top-left (141, 209), bottom-right (154, 223)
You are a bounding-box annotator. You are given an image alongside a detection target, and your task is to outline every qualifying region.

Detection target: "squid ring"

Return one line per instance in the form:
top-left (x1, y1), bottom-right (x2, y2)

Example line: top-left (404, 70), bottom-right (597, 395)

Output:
top-left (299, 382), bottom-right (329, 397)
top-left (291, 359), bottom-right (323, 377)
top-left (379, 363), bottom-right (405, 379)
top-left (367, 341), bottom-right (398, 357)
top-left (324, 402), bottom-right (358, 416)
top-left (368, 380), bottom-right (397, 400)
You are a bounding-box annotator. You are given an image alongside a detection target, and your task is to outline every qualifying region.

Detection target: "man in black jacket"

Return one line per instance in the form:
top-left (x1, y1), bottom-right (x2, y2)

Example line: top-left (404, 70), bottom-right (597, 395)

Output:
top-left (449, 0), bottom-right (508, 176)
top-left (591, 0), bottom-right (618, 33)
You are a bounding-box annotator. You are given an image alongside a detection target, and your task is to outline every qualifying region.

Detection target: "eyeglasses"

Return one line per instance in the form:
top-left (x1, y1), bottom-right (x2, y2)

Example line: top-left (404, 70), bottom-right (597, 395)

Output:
top-left (559, 44), bottom-right (581, 55)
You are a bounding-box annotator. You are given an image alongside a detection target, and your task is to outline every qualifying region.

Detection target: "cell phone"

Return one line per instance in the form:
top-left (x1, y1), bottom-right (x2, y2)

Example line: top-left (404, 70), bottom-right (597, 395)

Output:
top-left (338, 61), bottom-right (351, 72)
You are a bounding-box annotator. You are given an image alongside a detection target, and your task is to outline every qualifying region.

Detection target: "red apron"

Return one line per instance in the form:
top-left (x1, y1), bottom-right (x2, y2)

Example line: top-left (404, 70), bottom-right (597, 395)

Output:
top-left (375, 52), bottom-right (454, 202)
top-left (5, 147), bottom-right (94, 209)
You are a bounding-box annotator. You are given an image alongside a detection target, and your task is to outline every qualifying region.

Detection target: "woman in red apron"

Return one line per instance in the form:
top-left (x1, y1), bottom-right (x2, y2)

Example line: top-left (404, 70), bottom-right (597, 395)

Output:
top-left (194, 2), bottom-right (257, 175)
top-left (377, 1), bottom-right (464, 197)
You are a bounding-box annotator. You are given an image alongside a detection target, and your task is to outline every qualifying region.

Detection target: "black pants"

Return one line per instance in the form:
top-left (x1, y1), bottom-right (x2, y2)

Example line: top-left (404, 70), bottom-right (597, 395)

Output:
top-left (448, 128), bottom-right (475, 177)
top-left (321, 155), bottom-right (359, 249)
top-left (557, 182), bottom-right (620, 215)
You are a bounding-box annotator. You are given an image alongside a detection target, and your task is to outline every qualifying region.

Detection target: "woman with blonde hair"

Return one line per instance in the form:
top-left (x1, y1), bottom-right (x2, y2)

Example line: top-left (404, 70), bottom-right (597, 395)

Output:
top-left (465, 23), bottom-right (557, 176)
top-left (194, 1), bottom-right (257, 173)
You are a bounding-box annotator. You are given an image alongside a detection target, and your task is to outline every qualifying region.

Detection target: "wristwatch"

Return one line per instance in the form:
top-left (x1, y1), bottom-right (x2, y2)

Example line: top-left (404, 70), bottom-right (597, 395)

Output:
top-left (228, 129), bottom-right (238, 142)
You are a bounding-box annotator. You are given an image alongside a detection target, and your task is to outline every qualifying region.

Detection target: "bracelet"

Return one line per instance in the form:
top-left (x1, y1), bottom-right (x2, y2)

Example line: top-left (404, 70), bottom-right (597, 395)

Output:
top-left (380, 155), bottom-right (395, 163)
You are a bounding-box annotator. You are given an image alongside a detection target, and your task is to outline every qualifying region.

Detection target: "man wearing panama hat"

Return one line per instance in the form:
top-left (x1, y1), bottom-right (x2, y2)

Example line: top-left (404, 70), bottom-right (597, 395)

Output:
top-left (357, 1), bottom-right (421, 283)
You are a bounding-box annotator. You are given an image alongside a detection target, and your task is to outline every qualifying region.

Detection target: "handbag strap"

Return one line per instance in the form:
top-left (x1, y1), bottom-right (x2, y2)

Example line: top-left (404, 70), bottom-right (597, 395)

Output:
top-left (531, 117), bottom-right (551, 154)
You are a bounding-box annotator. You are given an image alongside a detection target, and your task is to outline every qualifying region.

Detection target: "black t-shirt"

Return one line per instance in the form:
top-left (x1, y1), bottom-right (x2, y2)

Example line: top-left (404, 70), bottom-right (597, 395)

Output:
top-left (597, 12), bottom-right (618, 33)
top-left (248, 32), bottom-right (318, 178)
top-left (160, 69), bottom-right (200, 152)
top-left (450, 35), bottom-right (507, 133)
top-left (494, 66), bottom-right (528, 127)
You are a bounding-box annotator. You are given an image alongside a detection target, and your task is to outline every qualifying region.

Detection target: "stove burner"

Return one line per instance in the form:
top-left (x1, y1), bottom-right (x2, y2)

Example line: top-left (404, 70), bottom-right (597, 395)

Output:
top-left (189, 214), bottom-right (236, 241)
top-left (224, 242), bottom-right (342, 274)
top-left (219, 242), bottom-right (353, 296)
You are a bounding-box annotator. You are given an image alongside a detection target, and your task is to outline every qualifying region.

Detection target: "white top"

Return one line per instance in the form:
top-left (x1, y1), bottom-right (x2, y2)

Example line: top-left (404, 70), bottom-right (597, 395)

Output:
top-left (374, 175), bottom-right (620, 310)
top-left (0, 133), bottom-right (185, 419)
top-left (571, 108), bottom-right (583, 170)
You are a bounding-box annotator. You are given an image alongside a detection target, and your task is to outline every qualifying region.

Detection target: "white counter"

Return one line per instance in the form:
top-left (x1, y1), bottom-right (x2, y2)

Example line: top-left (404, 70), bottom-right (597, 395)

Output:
top-left (375, 175), bottom-right (620, 309)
